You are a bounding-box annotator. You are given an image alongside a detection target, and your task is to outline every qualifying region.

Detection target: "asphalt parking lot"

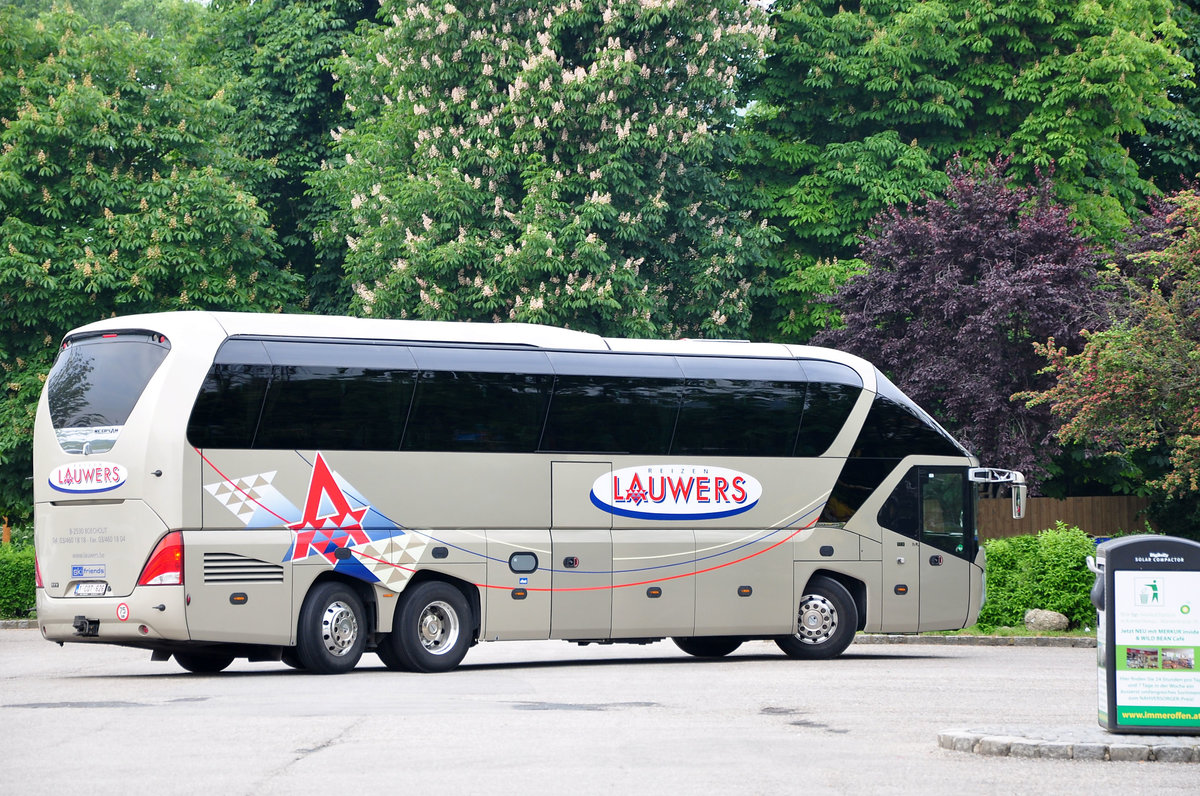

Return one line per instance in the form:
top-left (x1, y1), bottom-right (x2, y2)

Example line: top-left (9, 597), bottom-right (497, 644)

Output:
top-left (2, 629), bottom-right (1197, 794)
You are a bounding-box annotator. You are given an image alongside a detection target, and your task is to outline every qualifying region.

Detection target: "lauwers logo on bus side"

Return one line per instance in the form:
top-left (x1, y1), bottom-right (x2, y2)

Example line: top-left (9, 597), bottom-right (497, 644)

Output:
top-left (591, 465), bottom-right (762, 521)
top-left (49, 461), bottom-right (126, 494)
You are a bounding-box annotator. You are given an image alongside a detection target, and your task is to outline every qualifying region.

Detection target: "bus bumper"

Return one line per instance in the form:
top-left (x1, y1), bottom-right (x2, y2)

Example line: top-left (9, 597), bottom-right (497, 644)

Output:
top-left (37, 586), bottom-right (188, 644)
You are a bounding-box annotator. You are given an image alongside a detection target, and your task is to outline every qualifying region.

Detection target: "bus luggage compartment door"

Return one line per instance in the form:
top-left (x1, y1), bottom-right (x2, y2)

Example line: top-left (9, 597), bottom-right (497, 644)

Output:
top-left (550, 462), bottom-right (612, 640)
top-left (182, 529), bottom-right (294, 645)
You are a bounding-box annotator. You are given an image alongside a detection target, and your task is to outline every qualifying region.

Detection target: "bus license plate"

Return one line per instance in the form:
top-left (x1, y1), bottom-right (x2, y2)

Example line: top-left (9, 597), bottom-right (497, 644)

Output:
top-left (74, 582), bottom-right (107, 597)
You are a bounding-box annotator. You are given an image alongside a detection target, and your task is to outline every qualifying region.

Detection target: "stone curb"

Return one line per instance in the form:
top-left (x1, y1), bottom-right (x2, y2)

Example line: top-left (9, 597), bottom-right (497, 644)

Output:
top-left (939, 728), bottom-right (1200, 762)
top-left (856, 633), bottom-right (1096, 647)
top-left (0, 619), bottom-right (37, 630)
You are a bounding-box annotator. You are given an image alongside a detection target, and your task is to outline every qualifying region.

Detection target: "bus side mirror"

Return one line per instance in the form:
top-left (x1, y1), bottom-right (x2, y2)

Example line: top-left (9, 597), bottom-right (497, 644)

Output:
top-left (1012, 482), bottom-right (1027, 520)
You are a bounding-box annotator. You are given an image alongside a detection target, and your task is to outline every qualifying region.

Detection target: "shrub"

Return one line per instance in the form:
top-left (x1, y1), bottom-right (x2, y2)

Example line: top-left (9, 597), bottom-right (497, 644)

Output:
top-left (0, 544), bottom-right (36, 619)
top-left (976, 522), bottom-right (1097, 629)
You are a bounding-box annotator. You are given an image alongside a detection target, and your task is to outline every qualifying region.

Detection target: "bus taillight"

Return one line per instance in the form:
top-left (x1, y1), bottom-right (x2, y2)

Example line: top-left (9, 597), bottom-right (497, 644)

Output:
top-left (138, 531), bottom-right (184, 586)
top-left (35, 553), bottom-right (43, 589)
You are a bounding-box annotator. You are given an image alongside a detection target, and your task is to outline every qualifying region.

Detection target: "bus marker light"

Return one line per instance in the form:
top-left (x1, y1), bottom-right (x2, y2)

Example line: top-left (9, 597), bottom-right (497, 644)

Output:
top-left (894, 585), bottom-right (908, 596)
top-left (738, 586), bottom-right (753, 597)
top-left (229, 593), bottom-right (248, 605)
top-left (511, 589), bottom-right (528, 600)
top-left (138, 625), bottom-right (149, 635)
top-left (646, 587), bottom-right (663, 599)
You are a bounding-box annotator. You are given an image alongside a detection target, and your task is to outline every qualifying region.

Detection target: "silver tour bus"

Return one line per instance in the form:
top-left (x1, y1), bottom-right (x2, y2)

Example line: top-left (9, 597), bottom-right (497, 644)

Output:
top-left (34, 312), bottom-right (1025, 674)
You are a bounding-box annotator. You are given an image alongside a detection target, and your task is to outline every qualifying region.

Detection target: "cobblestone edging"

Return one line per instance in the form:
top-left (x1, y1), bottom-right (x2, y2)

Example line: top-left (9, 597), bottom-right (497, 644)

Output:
top-left (856, 633), bottom-right (1096, 648)
top-left (939, 727), bottom-right (1200, 762)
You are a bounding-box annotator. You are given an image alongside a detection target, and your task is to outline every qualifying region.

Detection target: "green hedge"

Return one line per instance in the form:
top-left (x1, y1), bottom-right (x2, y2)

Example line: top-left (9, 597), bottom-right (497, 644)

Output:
top-left (977, 522), bottom-right (1097, 629)
top-left (0, 545), bottom-right (36, 619)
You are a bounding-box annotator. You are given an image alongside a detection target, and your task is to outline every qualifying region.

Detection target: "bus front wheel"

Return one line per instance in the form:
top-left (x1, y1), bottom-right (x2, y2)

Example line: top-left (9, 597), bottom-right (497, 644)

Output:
top-left (775, 576), bottom-right (858, 660)
top-left (672, 637), bottom-right (742, 658)
top-left (383, 581), bottom-right (472, 673)
top-left (296, 582), bottom-right (367, 674)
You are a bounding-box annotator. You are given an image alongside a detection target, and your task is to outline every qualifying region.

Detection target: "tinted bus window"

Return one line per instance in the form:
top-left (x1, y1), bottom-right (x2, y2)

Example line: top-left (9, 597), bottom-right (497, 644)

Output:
top-left (852, 372), bottom-right (965, 459)
top-left (818, 459), bottom-right (897, 525)
top-left (403, 347), bottom-right (553, 453)
top-left (542, 352), bottom-right (682, 454)
top-left (795, 361), bottom-right (863, 456)
top-left (673, 357), bottom-right (807, 457)
top-left (256, 342), bottom-right (417, 451)
top-left (47, 332), bottom-right (171, 454)
top-left (188, 364), bottom-right (271, 449)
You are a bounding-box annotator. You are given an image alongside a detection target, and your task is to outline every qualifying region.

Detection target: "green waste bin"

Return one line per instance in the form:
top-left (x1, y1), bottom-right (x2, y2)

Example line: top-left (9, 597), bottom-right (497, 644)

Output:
top-left (1089, 535), bottom-right (1200, 734)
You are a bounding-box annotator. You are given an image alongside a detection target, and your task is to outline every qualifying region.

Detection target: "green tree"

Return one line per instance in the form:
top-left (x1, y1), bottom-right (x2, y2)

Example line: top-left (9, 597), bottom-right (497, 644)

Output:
top-left (314, 0), bottom-right (777, 338)
top-left (0, 7), bottom-right (303, 521)
top-left (1132, 0), bottom-right (1200, 192)
top-left (203, 1), bottom-right (381, 313)
top-left (745, 0), bottom-right (1187, 338)
top-left (1022, 189), bottom-right (1200, 537)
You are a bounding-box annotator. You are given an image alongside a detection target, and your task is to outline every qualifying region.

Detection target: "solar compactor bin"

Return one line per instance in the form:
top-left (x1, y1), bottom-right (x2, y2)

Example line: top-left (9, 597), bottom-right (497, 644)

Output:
top-left (1089, 535), bottom-right (1200, 734)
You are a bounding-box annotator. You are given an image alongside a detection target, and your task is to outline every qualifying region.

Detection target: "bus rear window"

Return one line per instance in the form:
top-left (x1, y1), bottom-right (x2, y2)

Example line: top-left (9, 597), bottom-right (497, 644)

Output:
top-left (47, 331), bottom-right (171, 454)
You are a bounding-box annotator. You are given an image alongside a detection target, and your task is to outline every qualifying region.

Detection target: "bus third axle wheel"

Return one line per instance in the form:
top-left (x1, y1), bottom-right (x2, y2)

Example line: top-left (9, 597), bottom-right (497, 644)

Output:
top-left (384, 581), bottom-right (473, 673)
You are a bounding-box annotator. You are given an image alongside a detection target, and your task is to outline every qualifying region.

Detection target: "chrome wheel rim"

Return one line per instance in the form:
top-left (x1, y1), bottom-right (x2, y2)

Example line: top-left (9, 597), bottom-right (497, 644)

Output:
top-left (321, 600), bottom-right (359, 657)
top-left (795, 593), bottom-right (838, 645)
top-left (418, 600), bottom-right (460, 655)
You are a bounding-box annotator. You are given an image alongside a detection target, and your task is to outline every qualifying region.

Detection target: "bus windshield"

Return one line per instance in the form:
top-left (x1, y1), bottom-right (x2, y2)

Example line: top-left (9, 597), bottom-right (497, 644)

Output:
top-left (47, 331), bottom-right (171, 454)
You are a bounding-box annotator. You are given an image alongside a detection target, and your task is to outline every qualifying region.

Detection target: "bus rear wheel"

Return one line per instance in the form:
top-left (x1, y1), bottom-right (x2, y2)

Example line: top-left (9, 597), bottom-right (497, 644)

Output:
top-left (174, 651), bottom-right (234, 674)
top-left (672, 637), bottom-right (742, 658)
top-left (296, 582), bottom-right (367, 674)
top-left (375, 639), bottom-right (410, 672)
top-left (383, 581), bottom-right (472, 673)
top-left (775, 576), bottom-right (858, 660)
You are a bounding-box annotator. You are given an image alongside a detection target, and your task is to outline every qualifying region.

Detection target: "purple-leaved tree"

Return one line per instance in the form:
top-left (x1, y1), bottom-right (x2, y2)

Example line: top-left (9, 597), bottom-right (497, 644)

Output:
top-left (814, 158), bottom-right (1102, 486)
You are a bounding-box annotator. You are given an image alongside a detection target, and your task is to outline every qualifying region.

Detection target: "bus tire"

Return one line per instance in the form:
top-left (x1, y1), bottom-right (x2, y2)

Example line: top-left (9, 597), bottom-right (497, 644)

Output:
top-left (280, 648), bottom-right (305, 670)
top-left (174, 651), bottom-right (235, 674)
top-left (672, 637), bottom-right (742, 658)
top-left (775, 576), bottom-right (858, 660)
top-left (375, 638), bottom-right (411, 672)
top-left (296, 581), bottom-right (367, 674)
top-left (385, 581), bottom-right (472, 673)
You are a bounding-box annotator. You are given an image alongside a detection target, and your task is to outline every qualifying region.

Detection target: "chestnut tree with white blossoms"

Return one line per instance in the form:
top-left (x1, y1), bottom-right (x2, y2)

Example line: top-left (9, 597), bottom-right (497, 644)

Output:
top-left (314, 0), bottom-right (778, 337)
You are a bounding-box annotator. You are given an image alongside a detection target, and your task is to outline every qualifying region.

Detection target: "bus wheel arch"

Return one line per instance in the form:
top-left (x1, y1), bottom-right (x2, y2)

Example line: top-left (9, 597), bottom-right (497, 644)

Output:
top-left (295, 577), bottom-right (370, 674)
top-left (776, 573), bottom-right (861, 660)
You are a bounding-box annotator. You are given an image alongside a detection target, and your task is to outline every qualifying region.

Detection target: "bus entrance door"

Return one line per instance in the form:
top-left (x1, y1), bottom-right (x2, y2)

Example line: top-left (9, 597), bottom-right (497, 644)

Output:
top-left (550, 462), bottom-right (613, 640)
top-left (915, 469), bottom-right (971, 631)
top-left (880, 467), bottom-right (972, 632)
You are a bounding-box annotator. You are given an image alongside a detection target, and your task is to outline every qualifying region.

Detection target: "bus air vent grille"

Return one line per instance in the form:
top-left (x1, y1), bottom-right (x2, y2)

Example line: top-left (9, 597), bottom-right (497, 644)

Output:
top-left (203, 552), bottom-right (285, 584)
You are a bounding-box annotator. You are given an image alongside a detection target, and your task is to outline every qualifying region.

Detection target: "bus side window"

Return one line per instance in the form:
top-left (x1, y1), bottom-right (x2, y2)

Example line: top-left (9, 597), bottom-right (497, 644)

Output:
top-left (188, 364), bottom-right (271, 449)
top-left (795, 361), bottom-right (862, 456)
top-left (877, 468), bottom-right (919, 539)
top-left (542, 352), bottom-right (683, 455)
top-left (403, 347), bottom-right (555, 453)
top-left (403, 370), bottom-right (552, 452)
